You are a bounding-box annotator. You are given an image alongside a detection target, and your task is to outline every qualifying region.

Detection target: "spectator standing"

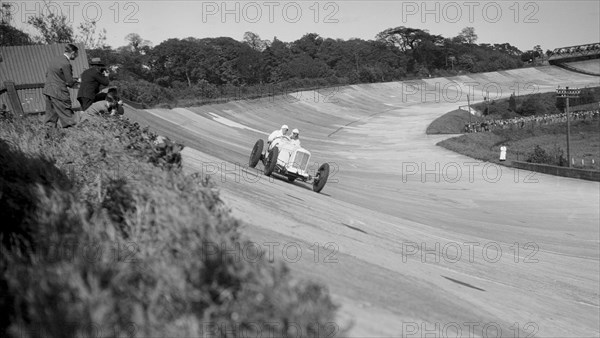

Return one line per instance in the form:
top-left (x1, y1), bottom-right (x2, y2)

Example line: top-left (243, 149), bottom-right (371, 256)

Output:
top-left (77, 57), bottom-right (110, 111)
top-left (42, 43), bottom-right (79, 128)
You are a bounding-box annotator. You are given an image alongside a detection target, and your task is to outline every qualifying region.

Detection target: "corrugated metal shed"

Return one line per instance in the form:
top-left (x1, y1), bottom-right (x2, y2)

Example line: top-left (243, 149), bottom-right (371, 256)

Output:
top-left (0, 43), bottom-right (89, 113)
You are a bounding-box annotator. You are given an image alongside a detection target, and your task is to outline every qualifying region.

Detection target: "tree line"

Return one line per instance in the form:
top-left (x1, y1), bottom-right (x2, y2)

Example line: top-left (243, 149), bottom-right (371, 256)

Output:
top-left (1, 4), bottom-right (528, 107)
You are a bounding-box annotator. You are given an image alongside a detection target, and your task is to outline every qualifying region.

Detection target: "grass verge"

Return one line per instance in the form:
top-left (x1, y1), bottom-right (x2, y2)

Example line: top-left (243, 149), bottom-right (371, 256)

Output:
top-left (0, 113), bottom-right (342, 337)
top-left (426, 109), bottom-right (483, 134)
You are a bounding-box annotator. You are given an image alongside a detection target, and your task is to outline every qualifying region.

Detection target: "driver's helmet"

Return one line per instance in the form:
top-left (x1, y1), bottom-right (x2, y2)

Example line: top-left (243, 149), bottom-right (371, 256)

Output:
top-left (291, 128), bottom-right (299, 139)
top-left (281, 125), bottom-right (289, 133)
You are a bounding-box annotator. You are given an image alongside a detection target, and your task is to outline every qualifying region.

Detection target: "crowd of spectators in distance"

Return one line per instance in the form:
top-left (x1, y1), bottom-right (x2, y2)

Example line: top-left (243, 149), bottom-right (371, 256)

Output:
top-left (464, 109), bottom-right (600, 133)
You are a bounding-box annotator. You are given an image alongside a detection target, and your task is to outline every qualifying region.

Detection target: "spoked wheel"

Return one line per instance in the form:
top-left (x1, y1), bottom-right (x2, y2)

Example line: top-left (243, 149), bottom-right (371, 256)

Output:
top-left (312, 163), bottom-right (330, 193)
top-left (249, 139), bottom-right (264, 168)
top-left (264, 147), bottom-right (279, 176)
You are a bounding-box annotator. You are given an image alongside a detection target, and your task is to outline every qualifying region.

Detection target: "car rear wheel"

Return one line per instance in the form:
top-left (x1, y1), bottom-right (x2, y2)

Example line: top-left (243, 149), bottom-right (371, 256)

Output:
top-left (249, 139), bottom-right (264, 168)
top-left (287, 176), bottom-right (296, 183)
top-left (264, 147), bottom-right (279, 176)
top-left (313, 163), bottom-right (330, 193)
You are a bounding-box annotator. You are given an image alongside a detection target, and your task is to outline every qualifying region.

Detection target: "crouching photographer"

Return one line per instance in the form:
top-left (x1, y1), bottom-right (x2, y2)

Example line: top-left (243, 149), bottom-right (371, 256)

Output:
top-left (76, 95), bottom-right (123, 125)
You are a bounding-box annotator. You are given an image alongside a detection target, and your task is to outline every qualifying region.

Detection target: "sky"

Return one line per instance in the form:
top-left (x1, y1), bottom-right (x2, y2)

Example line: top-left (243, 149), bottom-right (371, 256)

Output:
top-left (4, 0), bottom-right (600, 52)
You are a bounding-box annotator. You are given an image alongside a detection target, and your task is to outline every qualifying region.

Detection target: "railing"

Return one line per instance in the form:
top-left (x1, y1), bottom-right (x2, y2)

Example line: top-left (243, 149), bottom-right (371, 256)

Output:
top-left (549, 43), bottom-right (600, 62)
top-left (0, 81), bottom-right (33, 116)
top-left (511, 161), bottom-right (599, 182)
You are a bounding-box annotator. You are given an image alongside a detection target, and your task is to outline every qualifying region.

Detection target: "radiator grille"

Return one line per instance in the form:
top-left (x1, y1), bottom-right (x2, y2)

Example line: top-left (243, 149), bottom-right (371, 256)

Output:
top-left (292, 151), bottom-right (310, 171)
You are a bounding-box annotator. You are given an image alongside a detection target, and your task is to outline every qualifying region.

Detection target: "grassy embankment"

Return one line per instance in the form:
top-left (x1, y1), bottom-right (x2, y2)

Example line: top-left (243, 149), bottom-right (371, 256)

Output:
top-left (436, 120), bottom-right (600, 169)
top-left (427, 94), bottom-right (600, 170)
top-left (0, 113), bottom-right (342, 337)
top-left (426, 109), bottom-right (483, 134)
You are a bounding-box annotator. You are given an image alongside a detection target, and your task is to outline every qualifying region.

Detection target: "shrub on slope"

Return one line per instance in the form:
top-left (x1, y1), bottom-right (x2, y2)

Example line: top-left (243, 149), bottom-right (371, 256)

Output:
top-left (0, 115), bottom-right (340, 337)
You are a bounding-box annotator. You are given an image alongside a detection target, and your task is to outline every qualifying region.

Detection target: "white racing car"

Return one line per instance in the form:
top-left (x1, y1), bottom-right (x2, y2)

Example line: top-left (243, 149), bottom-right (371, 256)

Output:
top-left (248, 136), bottom-right (330, 193)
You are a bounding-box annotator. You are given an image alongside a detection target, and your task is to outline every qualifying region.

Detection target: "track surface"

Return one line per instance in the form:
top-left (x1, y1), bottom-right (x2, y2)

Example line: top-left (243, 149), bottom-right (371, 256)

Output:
top-left (126, 66), bottom-right (600, 337)
top-left (559, 59), bottom-right (600, 76)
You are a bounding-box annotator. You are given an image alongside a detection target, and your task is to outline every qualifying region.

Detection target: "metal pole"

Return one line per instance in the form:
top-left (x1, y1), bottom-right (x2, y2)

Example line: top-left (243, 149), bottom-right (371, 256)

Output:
top-left (467, 94), bottom-right (472, 125)
top-left (566, 89), bottom-right (571, 167)
top-left (485, 89), bottom-right (489, 115)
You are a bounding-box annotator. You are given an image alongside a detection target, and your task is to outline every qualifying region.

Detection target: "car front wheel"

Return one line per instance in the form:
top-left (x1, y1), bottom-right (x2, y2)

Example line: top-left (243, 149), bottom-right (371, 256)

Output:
top-left (249, 139), bottom-right (264, 168)
top-left (264, 147), bottom-right (279, 176)
top-left (312, 163), bottom-right (330, 193)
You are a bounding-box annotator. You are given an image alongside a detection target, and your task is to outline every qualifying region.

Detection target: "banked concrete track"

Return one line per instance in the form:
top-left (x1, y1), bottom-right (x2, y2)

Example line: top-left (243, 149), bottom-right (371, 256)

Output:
top-left (125, 65), bottom-right (600, 337)
top-left (556, 59), bottom-right (600, 76)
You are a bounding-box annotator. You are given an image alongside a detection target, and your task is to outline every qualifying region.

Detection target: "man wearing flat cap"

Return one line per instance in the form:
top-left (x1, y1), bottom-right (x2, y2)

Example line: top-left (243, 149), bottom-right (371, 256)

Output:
top-left (77, 57), bottom-right (110, 111)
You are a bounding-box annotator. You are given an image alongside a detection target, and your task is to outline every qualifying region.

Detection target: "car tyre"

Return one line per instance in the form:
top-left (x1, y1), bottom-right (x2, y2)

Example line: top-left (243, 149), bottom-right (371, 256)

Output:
top-left (313, 163), bottom-right (330, 193)
top-left (264, 147), bottom-right (279, 176)
top-left (249, 139), bottom-right (264, 168)
top-left (287, 176), bottom-right (296, 183)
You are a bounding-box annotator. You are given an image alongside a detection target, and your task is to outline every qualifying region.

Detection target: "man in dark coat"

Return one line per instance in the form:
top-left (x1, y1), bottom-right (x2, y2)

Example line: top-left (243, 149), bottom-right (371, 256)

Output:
top-left (42, 43), bottom-right (79, 128)
top-left (77, 57), bottom-right (110, 111)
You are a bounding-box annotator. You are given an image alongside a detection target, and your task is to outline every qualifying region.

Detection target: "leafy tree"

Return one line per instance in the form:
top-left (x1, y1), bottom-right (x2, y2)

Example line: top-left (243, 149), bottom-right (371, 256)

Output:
top-left (76, 21), bottom-right (107, 49)
top-left (235, 43), bottom-right (263, 84)
top-left (65, 24), bottom-right (527, 106)
top-left (521, 45), bottom-right (543, 64)
top-left (292, 33), bottom-right (323, 58)
top-left (25, 5), bottom-right (107, 48)
top-left (492, 43), bottom-right (522, 56)
top-left (1, 2), bottom-right (12, 23)
top-left (533, 45), bottom-right (543, 64)
top-left (555, 93), bottom-right (566, 112)
top-left (242, 31), bottom-right (269, 51)
top-left (124, 33), bottom-right (152, 54)
top-left (105, 33), bottom-right (154, 81)
top-left (149, 38), bottom-right (203, 87)
top-left (287, 53), bottom-right (331, 79)
top-left (0, 24), bottom-right (32, 46)
top-left (521, 50), bottom-right (535, 63)
top-left (519, 94), bottom-right (546, 116)
top-left (458, 54), bottom-right (476, 71)
top-left (27, 11), bottom-right (74, 43)
top-left (262, 37), bottom-right (292, 82)
top-left (578, 87), bottom-right (597, 105)
top-left (527, 145), bottom-right (553, 165)
top-left (1, 3), bottom-right (33, 46)
top-left (376, 26), bottom-right (435, 52)
top-left (458, 27), bottom-right (477, 44)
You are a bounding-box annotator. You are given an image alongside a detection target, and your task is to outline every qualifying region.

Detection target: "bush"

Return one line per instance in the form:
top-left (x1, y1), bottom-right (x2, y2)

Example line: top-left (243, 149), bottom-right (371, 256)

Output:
top-left (518, 94), bottom-right (546, 116)
top-left (527, 145), bottom-right (553, 164)
top-left (102, 177), bottom-right (136, 229)
top-left (0, 139), bottom-right (73, 251)
top-left (526, 144), bottom-right (568, 166)
top-left (508, 93), bottom-right (517, 112)
top-left (112, 79), bottom-right (175, 107)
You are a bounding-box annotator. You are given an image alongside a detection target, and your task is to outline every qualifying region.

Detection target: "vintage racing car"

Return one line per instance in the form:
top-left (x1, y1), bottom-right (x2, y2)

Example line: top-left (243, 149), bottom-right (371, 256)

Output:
top-left (248, 136), bottom-right (330, 193)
